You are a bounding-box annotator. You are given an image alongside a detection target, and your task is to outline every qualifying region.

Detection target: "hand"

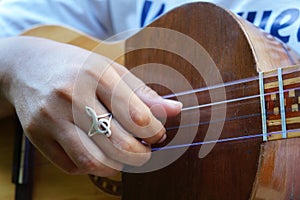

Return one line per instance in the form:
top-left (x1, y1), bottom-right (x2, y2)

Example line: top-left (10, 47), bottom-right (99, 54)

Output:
top-left (0, 36), bottom-right (182, 176)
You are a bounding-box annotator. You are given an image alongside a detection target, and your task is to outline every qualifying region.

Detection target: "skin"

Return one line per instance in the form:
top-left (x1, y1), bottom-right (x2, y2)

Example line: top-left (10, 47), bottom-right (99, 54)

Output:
top-left (0, 36), bottom-right (182, 177)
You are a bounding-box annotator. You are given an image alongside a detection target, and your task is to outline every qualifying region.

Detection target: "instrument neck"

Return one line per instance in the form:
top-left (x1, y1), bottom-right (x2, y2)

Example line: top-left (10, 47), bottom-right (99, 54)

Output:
top-left (260, 65), bottom-right (300, 141)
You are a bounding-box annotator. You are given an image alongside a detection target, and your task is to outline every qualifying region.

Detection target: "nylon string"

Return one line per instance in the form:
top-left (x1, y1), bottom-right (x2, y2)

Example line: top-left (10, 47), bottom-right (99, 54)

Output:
top-left (153, 74), bottom-right (300, 151)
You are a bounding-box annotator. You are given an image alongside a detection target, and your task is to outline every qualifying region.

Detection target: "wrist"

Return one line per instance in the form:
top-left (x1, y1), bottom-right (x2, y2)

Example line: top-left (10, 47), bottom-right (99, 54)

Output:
top-left (0, 36), bottom-right (57, 117)
top-left (0, 36), bottom-right (61, 100)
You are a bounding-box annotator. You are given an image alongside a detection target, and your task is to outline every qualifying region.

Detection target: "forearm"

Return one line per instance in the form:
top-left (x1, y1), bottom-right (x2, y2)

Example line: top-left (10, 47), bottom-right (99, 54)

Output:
top-left (0, 36), bottom-right (34, 100)
top-left (0, 37), bottom-right (19, 118)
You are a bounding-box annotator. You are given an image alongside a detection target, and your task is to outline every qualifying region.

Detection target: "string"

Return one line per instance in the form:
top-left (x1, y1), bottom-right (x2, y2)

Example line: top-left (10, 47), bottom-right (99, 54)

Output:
top-left (167, 103), bottom-right (297, 132)
top-left (166, 112), bottom-right (261, 131)
top-left (179, 86), bottom-right (300, 112)
top-left (162, 75), bottom-right (259, 99)
top-left (159, 87), bottom-right (299, 149)
top-left (152, 128), bottom-right (300, 151)
top-left (162, 66), bottom-right (300, 100)
top-left (153, 70), bottom-right (300, 151)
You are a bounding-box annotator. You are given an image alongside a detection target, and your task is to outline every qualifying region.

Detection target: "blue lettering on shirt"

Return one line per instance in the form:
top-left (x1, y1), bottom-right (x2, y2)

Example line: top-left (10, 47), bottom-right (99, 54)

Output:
top-left (270, 9), bottom-right (299, 43)
top-left (141, 0), bottom-right (165, 27)
top-left (246, 11), bottom-right (257, 23)
top-left (230, 9), bottom-right (300, 44)
top-left (141, 0), bottom-right (152, 27)
top-left (259, 11), bottom-right (272, 30)
top-left (298, 25), bottom-right (300, 42)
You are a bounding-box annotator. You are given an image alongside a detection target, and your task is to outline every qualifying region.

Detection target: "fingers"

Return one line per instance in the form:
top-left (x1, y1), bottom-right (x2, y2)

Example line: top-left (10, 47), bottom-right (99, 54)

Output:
top-left (110, 61), bottom-right (183, 117)
top-left (30, 138), bottom-right (79, 174)
top-left (97, 61), bottom-right (182, 143)
top-left (26, 117), bottom-right (121, 177)
top-left (10, 42), bottom-right (182, 177)
top-left (91, 120), bottom-right (151, 166)
top-left (25, 52), bottom-right (182, 176)
top-left (92, 61), bottom-right (167, 144)
top-left (54, 121), bottom-right (122, 177)
top-left (79, 54), bottom-right (181, 144)
top-left (73, 100), bottom-right (151, 167)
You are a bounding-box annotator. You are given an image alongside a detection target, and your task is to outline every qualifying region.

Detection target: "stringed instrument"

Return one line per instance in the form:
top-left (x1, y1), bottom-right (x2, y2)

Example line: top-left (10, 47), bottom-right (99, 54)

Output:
top-left (1, 2), bottom-right (300, 199)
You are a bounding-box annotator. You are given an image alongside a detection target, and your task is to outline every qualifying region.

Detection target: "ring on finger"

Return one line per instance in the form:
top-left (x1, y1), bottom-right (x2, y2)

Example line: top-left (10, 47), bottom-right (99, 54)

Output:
top-left (85, 106), bottom-right (113, 137)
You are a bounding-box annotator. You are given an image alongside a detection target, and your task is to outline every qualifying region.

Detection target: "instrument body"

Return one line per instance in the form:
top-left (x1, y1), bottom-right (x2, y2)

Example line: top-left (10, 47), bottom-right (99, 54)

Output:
top-left (122, 3), bottom-right (300, 200)
top-left (0, 2), bottom-right (299, 199)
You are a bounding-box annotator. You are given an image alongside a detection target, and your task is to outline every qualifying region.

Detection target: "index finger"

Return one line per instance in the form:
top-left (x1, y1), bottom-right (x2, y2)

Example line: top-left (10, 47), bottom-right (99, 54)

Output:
top-left (111, 61), bottom-right (182, 117)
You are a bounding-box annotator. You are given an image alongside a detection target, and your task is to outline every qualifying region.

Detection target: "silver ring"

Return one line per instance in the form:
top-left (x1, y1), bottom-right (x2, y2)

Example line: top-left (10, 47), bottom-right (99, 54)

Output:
top-left (85, 106), bottom-right (112, 137)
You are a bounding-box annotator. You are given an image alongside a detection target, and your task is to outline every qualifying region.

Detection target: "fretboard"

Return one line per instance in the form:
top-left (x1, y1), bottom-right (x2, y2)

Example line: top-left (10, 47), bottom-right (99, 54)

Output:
top-left (260, 65), bottom-right (300, 141)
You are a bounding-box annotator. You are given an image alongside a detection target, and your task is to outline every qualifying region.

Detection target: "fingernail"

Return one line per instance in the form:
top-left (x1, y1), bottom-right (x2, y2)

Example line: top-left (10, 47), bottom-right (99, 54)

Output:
top-left (158, 134), bottom-right (167, 143)
top-left (165, 99), bottom-right (183, 109)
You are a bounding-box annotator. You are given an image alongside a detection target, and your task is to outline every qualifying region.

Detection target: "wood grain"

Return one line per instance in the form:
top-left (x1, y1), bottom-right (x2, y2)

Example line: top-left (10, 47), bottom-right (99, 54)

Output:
top-left (251, 139), bottom-right (300, 199)
top-left (1, 2), bottom-right (300, 199)
top-left (122, 2), bottom-right (300, 200)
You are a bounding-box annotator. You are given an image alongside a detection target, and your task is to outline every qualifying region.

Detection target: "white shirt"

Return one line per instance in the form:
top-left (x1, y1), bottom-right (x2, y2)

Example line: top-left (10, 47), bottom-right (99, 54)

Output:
top-left (0, 0), bottom-right (299, 53)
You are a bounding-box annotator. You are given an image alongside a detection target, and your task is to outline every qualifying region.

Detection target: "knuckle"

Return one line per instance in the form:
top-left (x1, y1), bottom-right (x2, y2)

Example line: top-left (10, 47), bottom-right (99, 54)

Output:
top-left (63, 166), bottom-right (81, 175)
top-left (132, 151), bottom-right (151, 167)
top-left (53, 85), bottom-right (73, 103)
top-left (137, 85), bottom-right (158, 99)
top-left (77, 156), bottom-right (120, 177)
top-left (26, 103), bottom-right (57, 128)
top-left (77, 156), bottom-right (102, 172)
top-left (86, 61), bottom-right (113, 86)
top-left (24, 120), bottom-right (37, 137)
top-left (115, 139), bottom-right (151, 166)
top-left (84, 62), bottom-right (104, 79)
top-left (117, 138), bottom-right (139, 153)
top-left (130, 108), bottom-right (151, 127)
top-left (38, 104), bottom-right (52, 119)
top-left (85, 67), bottom-right (98, 81)
top-left (24, 105), bottom-right (50, 136)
